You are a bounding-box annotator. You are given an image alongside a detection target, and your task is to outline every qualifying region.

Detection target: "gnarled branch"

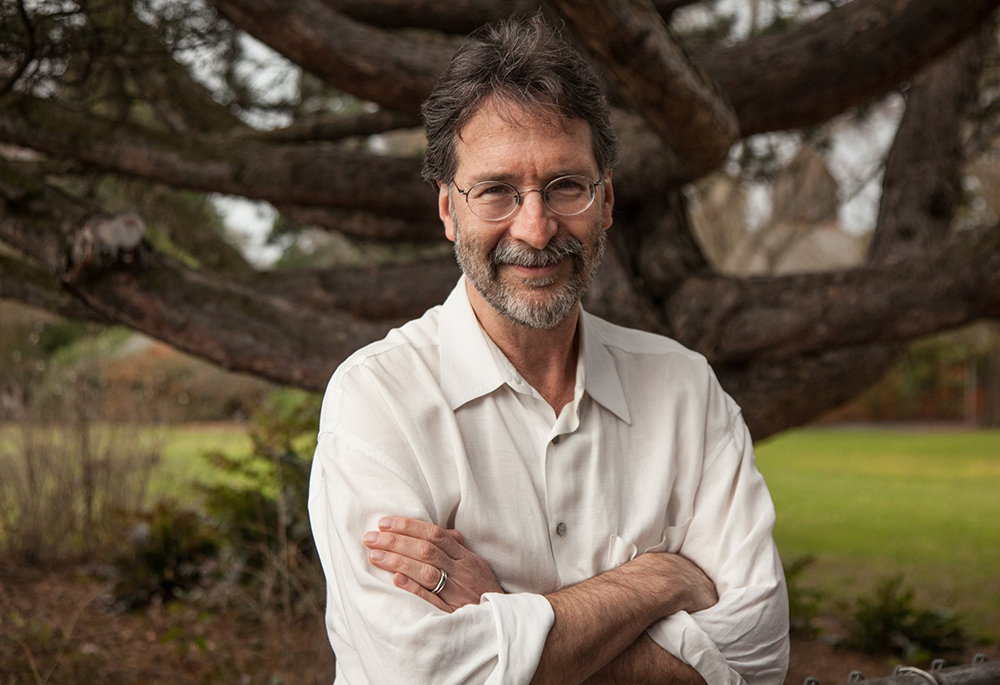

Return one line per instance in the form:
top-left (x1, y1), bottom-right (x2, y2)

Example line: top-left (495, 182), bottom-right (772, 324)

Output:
top-left (549, 0), bottom-right (739, 180)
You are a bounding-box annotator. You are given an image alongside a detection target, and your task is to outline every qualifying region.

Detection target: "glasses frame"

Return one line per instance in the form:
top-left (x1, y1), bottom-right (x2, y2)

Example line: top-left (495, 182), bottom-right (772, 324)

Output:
top-left (453, 175), bottom-right (604, 222)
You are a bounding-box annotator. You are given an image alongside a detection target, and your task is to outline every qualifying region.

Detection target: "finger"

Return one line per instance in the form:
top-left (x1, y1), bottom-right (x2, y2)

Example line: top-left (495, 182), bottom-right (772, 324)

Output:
top-left (368, 548), bottom-right (450, 594)
top-left (447, 529), bottom-right (465, 545)
top-left (364, 530), bottom-right (451, 569)
top-left (378, 517), bottom-right (467, 559)
top-left (392, 572), bottom-right (452, 613)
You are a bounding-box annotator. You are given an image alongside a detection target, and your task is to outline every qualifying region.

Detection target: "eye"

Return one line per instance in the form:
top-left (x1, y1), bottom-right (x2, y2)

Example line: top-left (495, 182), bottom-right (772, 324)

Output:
top-left (470, 183), bottom-right (516, 201)
top-left (547, 176), bottom-right (589, 194)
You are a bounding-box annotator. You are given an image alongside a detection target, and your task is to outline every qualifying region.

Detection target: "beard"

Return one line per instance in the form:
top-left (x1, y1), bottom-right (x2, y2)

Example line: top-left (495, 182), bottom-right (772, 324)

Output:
top-left (452, 213), bottom-right (607, 330)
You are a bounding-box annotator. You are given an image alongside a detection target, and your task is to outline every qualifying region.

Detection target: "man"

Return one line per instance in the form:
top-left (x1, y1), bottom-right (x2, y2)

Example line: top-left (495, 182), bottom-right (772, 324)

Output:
top-left (309, 16), bottom-right (789, 685)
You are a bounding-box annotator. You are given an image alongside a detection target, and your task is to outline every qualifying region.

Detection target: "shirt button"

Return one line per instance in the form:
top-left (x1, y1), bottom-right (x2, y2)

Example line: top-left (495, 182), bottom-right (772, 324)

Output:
top-left (552, 435), bottom-right (561, 445)
top-left (556, 522), bottom-right (567, 536)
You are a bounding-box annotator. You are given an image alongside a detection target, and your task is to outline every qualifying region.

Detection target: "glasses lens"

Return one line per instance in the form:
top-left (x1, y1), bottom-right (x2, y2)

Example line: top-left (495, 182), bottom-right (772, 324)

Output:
top-left (544, 176), bottom-right (595, 216)
top-left (467, 182), bottom-right (519, 220)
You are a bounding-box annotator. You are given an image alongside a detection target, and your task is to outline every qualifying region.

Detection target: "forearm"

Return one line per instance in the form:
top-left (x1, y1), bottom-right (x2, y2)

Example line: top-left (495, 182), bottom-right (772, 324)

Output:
top-left (584, 634), bottom-right (706, 685)
top-left (530, 554), bottom-right (715, 685)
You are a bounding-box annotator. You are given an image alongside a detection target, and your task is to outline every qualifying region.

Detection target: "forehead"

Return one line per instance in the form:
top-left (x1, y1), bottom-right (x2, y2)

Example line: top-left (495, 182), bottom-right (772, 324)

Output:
top-left (454, 99), bottom-right (597, 182)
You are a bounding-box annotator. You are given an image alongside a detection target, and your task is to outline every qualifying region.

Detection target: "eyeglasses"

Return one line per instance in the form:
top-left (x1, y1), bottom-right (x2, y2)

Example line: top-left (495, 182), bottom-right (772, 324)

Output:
top-left (453, 175), bottom-right (603, 222)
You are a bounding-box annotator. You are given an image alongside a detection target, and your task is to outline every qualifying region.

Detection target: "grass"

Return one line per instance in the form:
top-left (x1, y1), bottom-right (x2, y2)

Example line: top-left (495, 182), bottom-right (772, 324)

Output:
top-left (755, 427), bottom-right (1000, 641)
top-left (5, 421), bottom-right (997, 641)
top-left (154, 423), bottom-right (254, 497)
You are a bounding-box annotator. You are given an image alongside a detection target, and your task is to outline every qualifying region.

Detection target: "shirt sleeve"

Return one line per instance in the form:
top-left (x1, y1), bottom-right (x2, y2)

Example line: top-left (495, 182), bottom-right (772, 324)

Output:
top-left (646, 405), bottom-right (790, 685)
top-left (309, 428), bottom-right (554, 685)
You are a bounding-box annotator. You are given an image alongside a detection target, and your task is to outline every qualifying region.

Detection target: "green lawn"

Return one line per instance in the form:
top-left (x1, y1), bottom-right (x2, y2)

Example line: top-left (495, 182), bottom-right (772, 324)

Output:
top-left (755, 427), bottom-right (1000, 640)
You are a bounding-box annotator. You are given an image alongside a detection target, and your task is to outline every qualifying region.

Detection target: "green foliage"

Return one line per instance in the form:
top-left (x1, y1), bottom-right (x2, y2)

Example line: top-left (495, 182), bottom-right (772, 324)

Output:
top-left (197, 390), bottom-right (323, 616)
top-left (842, 575), bottom-right (968, 661)
top-left (784, 554), bottom-right (824, 637)
top-left (112, 500), bottom-right (222, 609)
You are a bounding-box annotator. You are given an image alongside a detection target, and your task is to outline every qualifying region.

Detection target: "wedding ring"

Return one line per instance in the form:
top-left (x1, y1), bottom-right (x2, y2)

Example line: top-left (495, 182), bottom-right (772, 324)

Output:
top-left (431, 568), bottom-right (448, 595)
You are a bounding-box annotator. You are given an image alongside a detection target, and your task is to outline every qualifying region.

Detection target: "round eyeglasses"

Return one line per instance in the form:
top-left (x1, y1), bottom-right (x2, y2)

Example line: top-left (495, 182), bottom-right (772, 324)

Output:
top-left (454, 175), bottom-right (603, 222)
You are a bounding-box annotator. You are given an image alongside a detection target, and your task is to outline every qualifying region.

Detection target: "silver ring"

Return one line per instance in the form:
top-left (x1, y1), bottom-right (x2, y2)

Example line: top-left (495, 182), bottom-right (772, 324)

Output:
top-left (431, 568), bottom-right (448, 595)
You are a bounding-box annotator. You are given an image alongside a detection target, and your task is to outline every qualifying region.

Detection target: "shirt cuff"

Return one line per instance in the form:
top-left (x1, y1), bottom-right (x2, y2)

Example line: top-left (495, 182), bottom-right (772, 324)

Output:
top-left (480, 592), bottom-right (555, 685)
top-left (647, 611), bottom-right (744, 685)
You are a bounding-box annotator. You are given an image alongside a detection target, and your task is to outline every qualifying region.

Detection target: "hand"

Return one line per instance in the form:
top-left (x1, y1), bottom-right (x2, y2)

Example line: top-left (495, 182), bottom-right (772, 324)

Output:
top-left (363, 516), bottom-right (504, 613)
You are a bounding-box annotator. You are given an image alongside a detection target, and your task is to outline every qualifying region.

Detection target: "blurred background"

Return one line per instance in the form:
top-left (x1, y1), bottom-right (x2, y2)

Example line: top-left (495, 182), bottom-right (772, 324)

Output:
top-left (1, 1), bottom-right (999, 683)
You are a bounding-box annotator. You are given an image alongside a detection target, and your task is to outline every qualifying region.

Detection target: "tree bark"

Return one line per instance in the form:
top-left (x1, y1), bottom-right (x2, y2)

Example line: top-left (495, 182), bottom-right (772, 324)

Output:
top-left (667, 225), bottom-right (1000, 365)
top-left (207, 0), bottom-right (452, 114)
top-left (549, 0), bottom-right (739, 180)
top-left (0, 95), bottom-right (436, 226)
top-left (701, 0), bottom-right (1000, 135)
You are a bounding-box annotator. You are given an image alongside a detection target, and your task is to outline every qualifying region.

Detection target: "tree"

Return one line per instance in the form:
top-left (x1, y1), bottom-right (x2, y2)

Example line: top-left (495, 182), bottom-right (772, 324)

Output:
top-left (1, 0), bottom-right (999, 439)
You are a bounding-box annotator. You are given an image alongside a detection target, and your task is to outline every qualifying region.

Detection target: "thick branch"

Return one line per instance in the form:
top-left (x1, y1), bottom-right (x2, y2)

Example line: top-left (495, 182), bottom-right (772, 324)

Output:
top-left (719, 344), bottom-right (900, 440)
top-left (207, 0), bottom-right (452, 114)
top-left (321, 0), bottom-right (698, 34)
top-left (668, 224), bottom-right (1000, 365)
top-left (701, 0), bottom-right (1000, 135)
top-left (218, 0), bottom-right (998, 142)
top-left (241, 109), bottom-right (421, 144)
top-left (258, 259), bottom-right (458, 322)
top-left (0, 165), bottom-right (402, 388)
top-left (867, 31), bottom-right (987, 264)
top-left (0, 95), bottom-right (437, 228)
top-left (277, 205), bottom-right (442, 242)
top-left (0, 252), bottom-right (104, 322)
top-left (549, 0), bottom-right (738, 179)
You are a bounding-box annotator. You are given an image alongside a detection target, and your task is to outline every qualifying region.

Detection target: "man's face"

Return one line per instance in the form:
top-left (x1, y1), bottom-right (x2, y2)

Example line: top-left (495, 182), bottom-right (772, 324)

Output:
top-left (438, 99), bottom-right (614, 330)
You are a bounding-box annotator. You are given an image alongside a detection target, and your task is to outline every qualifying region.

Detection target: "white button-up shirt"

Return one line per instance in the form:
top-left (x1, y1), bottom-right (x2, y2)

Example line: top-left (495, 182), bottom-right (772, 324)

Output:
top-left (309, 279), bottom-right (789, 684)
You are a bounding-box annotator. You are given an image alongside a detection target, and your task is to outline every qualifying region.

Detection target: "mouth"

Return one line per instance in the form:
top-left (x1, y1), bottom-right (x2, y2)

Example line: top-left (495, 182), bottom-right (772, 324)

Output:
top-left (503, 259), bottom-right (564, 279)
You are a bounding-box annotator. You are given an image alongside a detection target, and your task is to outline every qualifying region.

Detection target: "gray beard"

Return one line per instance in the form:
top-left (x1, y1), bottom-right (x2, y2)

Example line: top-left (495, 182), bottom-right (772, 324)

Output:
top-left (452, 216), bottom-right (606, 330)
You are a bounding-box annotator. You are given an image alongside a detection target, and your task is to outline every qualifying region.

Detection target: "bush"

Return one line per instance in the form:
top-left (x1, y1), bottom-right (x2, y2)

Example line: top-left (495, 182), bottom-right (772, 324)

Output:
top-left (198, 390), bottom-right (323, 618)
top-left (842, 575), bottom-right (968, 661)
top-left (112, 500), bottom-right (222, 609)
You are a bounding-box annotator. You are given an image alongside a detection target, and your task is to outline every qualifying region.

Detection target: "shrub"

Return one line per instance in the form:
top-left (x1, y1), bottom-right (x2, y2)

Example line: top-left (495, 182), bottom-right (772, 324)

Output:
top-left (112, 500), bottom-right (222, 609)
top-left (842, 575), bottom-right (967, 661)
top-left (198, 390), bottom-right (323, 618)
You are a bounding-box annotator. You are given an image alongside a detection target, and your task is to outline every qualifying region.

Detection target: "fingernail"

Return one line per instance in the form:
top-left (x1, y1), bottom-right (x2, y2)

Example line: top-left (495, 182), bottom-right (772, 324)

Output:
top-left (378, 517), bottom-right (393, 529)
top-left (363, 532), bottom-right (378, 544)
top-left (370, 550), bottom-right (385, 561)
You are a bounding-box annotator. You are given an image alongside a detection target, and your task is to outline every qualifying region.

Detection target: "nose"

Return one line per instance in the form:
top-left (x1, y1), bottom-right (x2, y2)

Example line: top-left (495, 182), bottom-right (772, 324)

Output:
top-left (509, 189), bottom-right (557, 250)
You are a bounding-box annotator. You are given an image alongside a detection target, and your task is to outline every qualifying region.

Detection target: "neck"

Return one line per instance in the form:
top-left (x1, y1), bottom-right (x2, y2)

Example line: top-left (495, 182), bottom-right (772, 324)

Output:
top-left (465, 281), bottom-right (579, 415)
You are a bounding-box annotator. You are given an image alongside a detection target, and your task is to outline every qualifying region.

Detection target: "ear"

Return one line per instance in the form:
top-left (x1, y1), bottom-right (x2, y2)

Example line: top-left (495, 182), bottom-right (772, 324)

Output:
top-left (601, 170), bottom-right (615, 230)
top-left (438, 182), bottom-right (456, 242)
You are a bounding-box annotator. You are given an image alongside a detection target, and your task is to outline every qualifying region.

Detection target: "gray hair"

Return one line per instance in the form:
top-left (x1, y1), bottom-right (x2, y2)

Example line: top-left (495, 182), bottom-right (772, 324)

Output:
top-left (421, 15), bottom-right (619, 185)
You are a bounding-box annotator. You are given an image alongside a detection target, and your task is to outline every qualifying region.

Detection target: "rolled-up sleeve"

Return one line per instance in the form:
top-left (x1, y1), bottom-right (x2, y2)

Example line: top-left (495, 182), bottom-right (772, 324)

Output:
top-left (646, 409), bottom-right (790, 685)
top-left (309, 430), bottom-right (554, 684)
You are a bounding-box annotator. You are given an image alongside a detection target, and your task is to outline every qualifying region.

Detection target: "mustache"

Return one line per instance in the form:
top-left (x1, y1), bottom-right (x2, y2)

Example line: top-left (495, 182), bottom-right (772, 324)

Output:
top-left (489, 236), bottom-right (585, 272)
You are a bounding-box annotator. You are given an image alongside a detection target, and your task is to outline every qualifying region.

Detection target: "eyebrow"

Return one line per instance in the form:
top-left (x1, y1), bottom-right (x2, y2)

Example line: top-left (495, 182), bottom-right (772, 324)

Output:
top-left (463, 168), bottom-right (597, 186)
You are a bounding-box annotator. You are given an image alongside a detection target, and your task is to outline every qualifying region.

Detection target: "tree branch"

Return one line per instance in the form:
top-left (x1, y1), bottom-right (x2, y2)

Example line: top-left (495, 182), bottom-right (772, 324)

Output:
top-left (668, 224), bottom-right (1000, 365)
top-left (206, 0), bottom-right (452, 114)
top-left (867, 30), bottom-right (987, 264)
top-left (0, 252), bottom-right (105, 322)
top-left (240, 109), bottom-right (421, 144)
top-left (276, 205), bottom-right (442, 242)
top-left (701, 0), bottom-right (1000, 135)
top-left (549, 0), bottom-right (739, 180)
top-left (0, 95), bottom-right (437, 228)
top-left (719, 343), bottom-right (900, 440)
top-left (320, 0), bottom-right (703, 34)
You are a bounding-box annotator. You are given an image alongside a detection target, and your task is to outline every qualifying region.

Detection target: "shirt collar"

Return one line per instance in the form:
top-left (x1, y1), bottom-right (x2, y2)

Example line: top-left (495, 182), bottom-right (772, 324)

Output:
top-left (439, 277), bottom-right (631, 423)
top-left (578, 310), bottom-right (631, 424)
top-left (439, 278), bottom-right (509, 410)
